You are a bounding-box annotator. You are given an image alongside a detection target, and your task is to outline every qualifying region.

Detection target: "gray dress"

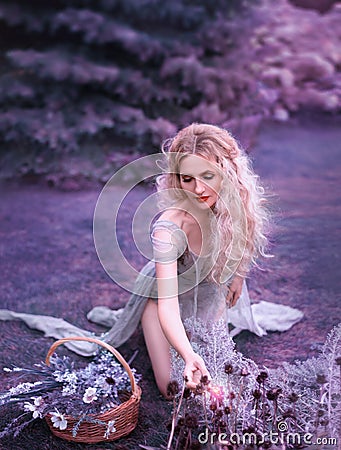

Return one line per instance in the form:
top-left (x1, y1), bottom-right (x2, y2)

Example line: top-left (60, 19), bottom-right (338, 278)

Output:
top-left (0, 219), bottom-right (303, 356)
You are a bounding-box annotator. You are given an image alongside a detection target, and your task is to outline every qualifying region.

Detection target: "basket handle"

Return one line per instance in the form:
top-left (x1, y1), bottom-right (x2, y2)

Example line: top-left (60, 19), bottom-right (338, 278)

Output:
top-left (45, 336), bottom-right (139, 396)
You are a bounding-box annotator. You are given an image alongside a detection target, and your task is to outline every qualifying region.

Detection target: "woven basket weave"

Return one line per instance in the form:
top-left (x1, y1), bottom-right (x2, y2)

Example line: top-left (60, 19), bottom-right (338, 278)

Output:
top-left (44, 336), bottom-right (142, 443)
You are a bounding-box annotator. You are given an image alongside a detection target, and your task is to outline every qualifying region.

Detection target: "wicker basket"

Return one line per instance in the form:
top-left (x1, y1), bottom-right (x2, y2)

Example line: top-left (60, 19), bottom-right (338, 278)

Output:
top-left (44, 336), bottom-right (142, 443)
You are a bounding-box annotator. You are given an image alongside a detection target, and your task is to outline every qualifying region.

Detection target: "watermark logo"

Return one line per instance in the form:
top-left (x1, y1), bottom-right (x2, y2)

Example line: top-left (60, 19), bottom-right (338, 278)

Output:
top-left (93, 153), bottom-right (247, 295)
top-left (197, 421), bottom-right (338, 446)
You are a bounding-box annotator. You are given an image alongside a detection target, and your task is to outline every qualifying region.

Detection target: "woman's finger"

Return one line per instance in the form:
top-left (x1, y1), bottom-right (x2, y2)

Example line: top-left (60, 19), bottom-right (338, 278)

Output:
top-left (226, 288), bottom-right (233, 304)
top-left (226, 289), bottom-right (237, 306)
top-left (195, 364), bottom-right (210, 380)
top-left (184, 361), bottom-right (211, 390)
top-left (192, 369), bottom-right (202, 384)
top-left (183, 370), bottom-right (198, 389)
top-left (226, 289), bottom-right (235, 306)
top-left (184, 371), bottom-right (209, 390)
top-left (231, 291), bottom-right (238, 306)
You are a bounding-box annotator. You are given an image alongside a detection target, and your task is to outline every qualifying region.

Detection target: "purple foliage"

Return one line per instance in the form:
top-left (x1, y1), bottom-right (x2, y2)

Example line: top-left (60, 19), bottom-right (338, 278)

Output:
top-left (0, 2), bottom-right (49, 32)
top-left (0, 0), bottom-right (261, 180)
top-left (53, 9), bottom-right (165, 62)
top-left (7, 50), bottom-right (120, 84)
top-left (0, 77), bottom-right (35, 101)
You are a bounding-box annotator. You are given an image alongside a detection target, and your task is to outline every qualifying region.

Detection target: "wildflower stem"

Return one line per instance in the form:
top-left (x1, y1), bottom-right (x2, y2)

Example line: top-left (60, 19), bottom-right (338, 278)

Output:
top-left (185, 429), bottom-right (191, 449)
top-left (234, 376), bottom-right (244, 433)
top-left (166, 382), bottom-right (185, 450)
top-left (272, 398), bottom-right (277, 430)
top-left (202, 391), bottom-right (208, 429)
top-left (262, 380), bottom-right (266, 433)
top-left (327, 367), bottom-right (332, 422)
top-left (127, 349), bottom-right (139, 366)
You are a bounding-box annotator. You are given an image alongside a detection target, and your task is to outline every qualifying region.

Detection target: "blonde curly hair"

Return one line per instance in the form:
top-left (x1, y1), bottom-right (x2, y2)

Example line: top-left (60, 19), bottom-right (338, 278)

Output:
top-left (156, 123), bottom-right (271, 284)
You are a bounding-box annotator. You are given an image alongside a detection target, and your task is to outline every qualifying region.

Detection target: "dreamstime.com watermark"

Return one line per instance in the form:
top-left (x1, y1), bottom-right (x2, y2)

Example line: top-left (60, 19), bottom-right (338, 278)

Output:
top-left (198, 422), bottom-right (338, 446)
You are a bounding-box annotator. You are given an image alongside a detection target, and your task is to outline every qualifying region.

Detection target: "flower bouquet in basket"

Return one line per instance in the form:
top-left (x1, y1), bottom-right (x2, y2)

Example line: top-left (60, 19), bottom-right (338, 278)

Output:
top-left (0, 337), bottom-right (142, 443)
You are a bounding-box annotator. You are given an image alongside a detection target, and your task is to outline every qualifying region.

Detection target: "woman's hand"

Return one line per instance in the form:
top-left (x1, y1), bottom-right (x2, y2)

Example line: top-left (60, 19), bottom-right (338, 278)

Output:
top-left (183, 352), bottom-right (211, 390)
top-left (226, 275), bottom-right (244, 307)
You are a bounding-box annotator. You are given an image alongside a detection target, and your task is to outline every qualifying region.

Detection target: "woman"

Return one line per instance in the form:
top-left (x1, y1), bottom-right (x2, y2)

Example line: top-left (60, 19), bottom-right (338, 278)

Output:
top-left (138, 123), bottom-right (270, 395)
top-left (0, 123), bottom-right (303, 396)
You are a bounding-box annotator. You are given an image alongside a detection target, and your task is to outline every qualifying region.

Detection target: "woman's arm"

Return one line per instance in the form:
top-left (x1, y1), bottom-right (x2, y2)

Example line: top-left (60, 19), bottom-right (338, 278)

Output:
top-left (154, 229), bottom-right (210, 388)
top-left (226, 275), bottom-right (244, 307)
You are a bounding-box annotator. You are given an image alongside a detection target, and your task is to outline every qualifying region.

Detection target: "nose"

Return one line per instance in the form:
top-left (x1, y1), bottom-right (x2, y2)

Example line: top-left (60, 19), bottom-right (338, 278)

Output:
top-left (194, 179), bottom-right (205, 195)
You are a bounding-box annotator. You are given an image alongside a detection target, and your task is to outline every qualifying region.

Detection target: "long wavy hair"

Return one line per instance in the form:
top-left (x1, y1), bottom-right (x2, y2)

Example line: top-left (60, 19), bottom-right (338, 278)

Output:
top-left (156, 123), bottom-right (271, 284)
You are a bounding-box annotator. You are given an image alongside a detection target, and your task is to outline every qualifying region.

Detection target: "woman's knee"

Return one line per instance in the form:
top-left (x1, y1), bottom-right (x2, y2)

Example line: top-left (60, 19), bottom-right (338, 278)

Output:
top-left (155, 372), bottom-right (171, 398)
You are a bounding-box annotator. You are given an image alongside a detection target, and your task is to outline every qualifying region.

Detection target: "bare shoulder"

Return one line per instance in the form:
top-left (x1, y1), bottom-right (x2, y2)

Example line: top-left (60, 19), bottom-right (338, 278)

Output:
top-left (157, 208), bottom-right (186, 229)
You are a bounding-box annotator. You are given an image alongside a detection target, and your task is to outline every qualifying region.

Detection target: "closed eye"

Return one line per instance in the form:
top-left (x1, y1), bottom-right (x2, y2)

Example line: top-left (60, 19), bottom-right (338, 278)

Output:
top-left (181, 176), bottom-right (193, 183)
top-left (181, 172), bottom-right (215, 183)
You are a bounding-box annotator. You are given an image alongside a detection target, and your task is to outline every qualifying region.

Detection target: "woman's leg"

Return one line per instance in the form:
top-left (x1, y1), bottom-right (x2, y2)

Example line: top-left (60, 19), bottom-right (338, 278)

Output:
top-left (141, 299), bottom-right (171, 397)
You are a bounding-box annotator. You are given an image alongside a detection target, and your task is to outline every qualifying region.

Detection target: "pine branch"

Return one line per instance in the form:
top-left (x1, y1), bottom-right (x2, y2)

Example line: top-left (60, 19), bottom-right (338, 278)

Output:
top-left (0, 2), bottom-right (50, 32)
top-left (53, 9), bottom-right (165, 63)
top-left (7, 50), bottom-right (120, 85)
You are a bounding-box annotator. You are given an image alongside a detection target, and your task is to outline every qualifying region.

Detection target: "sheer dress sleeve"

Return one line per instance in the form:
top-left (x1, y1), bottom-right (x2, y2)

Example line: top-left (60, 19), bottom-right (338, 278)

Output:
top-left (150, 219), bottom-right (187, 264)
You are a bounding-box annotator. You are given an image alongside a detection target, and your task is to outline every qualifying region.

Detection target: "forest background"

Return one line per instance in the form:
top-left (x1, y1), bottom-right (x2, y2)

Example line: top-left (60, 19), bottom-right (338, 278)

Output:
top-left (0, 0), bottom-right (339, 187)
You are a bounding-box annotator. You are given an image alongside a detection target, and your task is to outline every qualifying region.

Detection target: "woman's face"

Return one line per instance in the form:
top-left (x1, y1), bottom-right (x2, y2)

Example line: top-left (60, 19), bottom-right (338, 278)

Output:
top-left (178, 154), bottom-right (222, 210)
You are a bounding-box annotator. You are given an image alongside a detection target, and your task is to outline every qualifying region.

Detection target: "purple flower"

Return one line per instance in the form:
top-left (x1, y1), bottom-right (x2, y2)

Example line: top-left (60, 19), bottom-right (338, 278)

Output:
top-left (252, 389), bottom-right (262, 399)
top-left (288, 392), bottom-right (299, 403)
top-left (166, 380), bottom-right (179, 398)
top-left (316, 374), bottom-right (327, 385)
top-left (224, 363), bottom-right (233, 374)
top-left (256, 371), bottom-right (268, 383)
top-left (240, 367), bottom-right (249, 377)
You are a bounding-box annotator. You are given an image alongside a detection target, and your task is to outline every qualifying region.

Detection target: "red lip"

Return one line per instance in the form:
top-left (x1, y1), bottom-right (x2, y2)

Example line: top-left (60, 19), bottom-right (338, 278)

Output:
top-left (197, 196), bottom-right (209, 202)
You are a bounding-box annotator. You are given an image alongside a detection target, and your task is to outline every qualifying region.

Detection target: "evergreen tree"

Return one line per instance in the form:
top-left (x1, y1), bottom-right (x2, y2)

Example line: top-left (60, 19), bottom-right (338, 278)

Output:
top-left (0, 0), bottom-right (255, 183)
